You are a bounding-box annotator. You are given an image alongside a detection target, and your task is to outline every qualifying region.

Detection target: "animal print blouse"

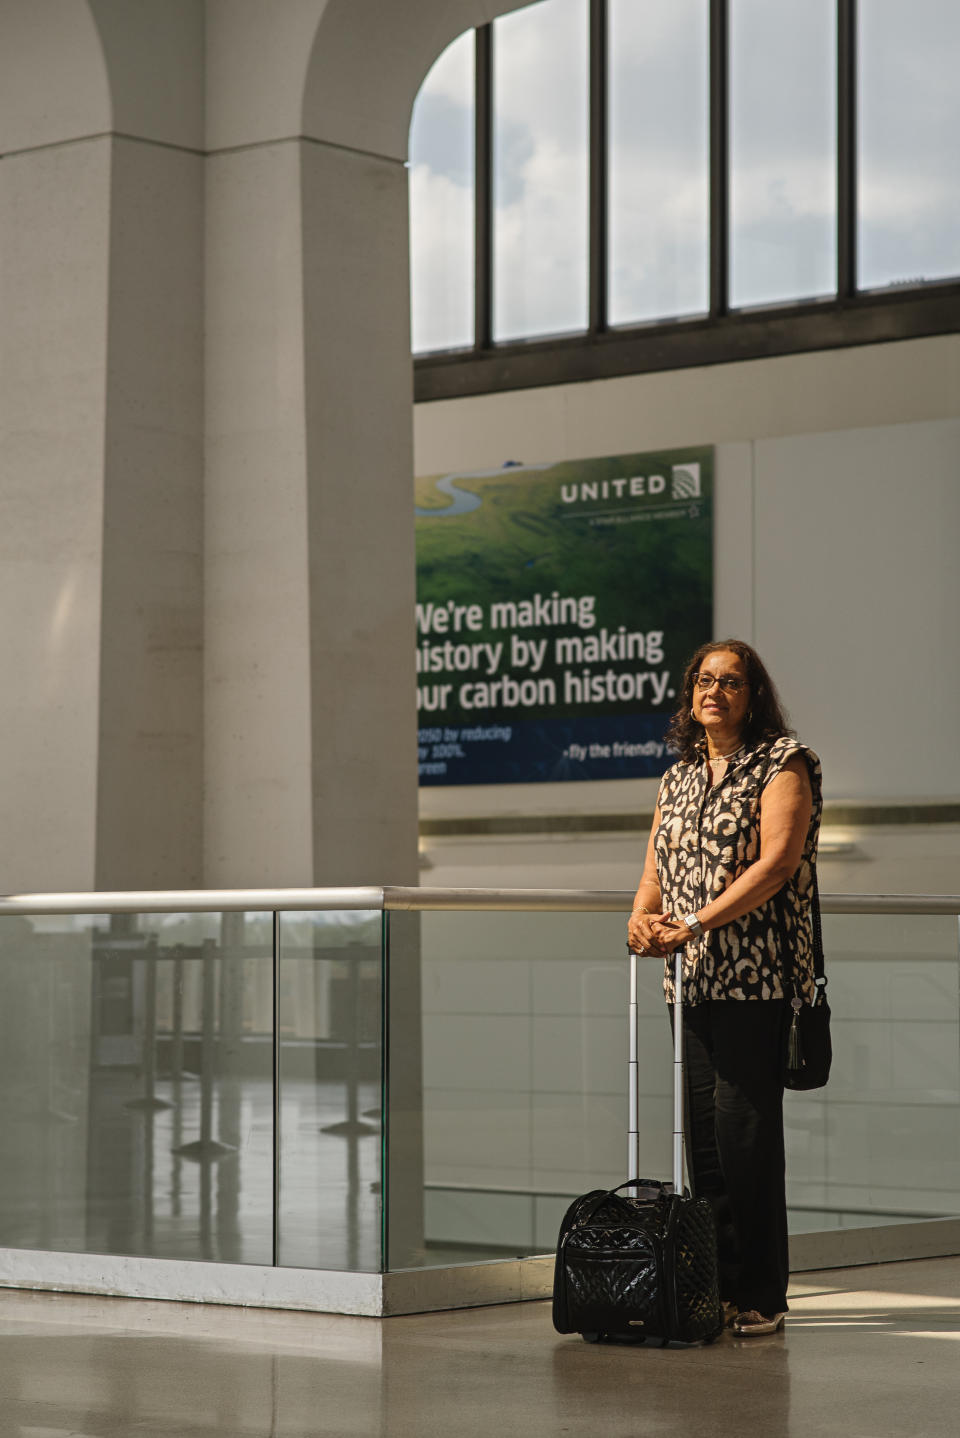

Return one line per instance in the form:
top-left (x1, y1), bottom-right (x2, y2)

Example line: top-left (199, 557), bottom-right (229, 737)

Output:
top-left (654, 736), bottom-right (823, 1005)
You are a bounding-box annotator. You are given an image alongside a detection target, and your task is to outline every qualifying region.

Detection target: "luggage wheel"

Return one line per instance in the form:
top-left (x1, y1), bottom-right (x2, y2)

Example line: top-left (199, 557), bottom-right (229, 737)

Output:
top-left (580, 1331), bottom-right (602, 1344)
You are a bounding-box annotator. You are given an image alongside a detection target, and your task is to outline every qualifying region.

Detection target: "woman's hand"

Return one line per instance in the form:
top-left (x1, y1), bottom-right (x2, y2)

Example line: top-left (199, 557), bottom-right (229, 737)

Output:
top-left (628, 802), bottom-right (666, 956)
top-left (649, 917), bottom-right (694, 955)
top-left (628, 908), bottom-right (665, 956)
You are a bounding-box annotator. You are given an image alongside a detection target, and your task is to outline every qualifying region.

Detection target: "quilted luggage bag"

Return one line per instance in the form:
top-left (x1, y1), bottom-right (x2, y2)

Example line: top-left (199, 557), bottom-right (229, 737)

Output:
top-left (552, 1179), bottom-right (722, 1344)
top-left (551, 951), bottom-right (723, 1345)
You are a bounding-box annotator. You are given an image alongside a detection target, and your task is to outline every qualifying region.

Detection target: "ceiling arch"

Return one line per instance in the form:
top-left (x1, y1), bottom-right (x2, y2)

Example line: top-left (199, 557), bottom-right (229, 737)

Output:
top-left (302, 0), bottom-right (532, 161)
top-left (0, 0), bottom-right (110, 153)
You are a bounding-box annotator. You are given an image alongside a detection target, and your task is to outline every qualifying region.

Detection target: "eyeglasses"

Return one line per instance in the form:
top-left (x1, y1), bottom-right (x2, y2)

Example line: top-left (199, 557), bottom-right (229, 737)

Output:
top-left (693, 673), bottom-right (748, 694)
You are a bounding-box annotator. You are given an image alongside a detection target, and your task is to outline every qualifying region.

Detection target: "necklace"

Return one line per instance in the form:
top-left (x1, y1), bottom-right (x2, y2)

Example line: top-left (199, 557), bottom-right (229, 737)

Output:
top-left (704, 743), bottom-right (744, 764)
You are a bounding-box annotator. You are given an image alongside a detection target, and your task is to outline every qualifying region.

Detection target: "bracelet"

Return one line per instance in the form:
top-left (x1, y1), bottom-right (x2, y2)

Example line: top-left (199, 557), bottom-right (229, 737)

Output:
top-left (632, 905), bottom-right (654, 915)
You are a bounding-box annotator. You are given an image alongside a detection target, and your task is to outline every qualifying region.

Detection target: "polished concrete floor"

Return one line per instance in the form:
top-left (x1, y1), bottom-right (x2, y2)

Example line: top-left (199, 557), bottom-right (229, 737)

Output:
top-left (0, 1071), bottom-right (383, 1271)
top-left (0, 1256), bottom-right (957, 1437)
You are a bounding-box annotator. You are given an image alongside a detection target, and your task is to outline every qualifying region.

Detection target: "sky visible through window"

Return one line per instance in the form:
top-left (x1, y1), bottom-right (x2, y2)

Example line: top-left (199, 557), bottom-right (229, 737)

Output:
top-left (608, 0), bottom-right (709, 325)
top-left (729, 0), bottom-right (836, 309)
top-left (409, 29), bottom-right (475, 354)
top-left (408, 0), bottom-right (959, 355)
top-left (858, 0), bottom-right (960, 290)
top-left (493, 0), bottom-right (589, 341)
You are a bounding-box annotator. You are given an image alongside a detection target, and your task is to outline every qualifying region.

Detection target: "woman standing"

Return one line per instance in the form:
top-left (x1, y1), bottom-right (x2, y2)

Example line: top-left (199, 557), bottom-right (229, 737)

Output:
top-left (627, 639), bottom-right (822, 1336)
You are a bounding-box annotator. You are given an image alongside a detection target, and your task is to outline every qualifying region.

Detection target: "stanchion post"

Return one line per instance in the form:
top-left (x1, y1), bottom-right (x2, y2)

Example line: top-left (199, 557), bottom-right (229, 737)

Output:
top-left (173, 936), bottom-right (235, 1162)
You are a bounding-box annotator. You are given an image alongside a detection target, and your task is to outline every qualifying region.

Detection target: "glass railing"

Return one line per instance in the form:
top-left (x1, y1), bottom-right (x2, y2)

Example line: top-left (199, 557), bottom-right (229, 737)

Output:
top-left (415, 907), bottom-right (639, 1264)
top-left (0, 886), bottom-right (956, 1296)
top-left (407, 894), bottom-right (960, 1268)
top-left (789, 906), bottom-right (960, 1235)
top-left (0, 891), bottom-right (385, 1275)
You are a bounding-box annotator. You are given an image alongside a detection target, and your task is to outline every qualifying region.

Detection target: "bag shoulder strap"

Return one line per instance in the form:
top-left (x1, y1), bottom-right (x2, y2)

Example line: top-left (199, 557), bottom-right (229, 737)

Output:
top-left (809, 867), bottom-right (826, 981)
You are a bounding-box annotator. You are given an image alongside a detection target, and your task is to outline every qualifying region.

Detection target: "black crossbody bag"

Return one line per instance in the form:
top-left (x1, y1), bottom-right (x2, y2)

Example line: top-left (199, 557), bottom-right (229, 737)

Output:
top-left (780, 868), bottom-right (832, 1091)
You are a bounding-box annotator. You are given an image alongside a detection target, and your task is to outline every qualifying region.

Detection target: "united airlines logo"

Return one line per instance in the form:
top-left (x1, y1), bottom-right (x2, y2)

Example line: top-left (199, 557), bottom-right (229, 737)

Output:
top-left (671, 463), bottom-right (701, 500)
top-left (560, 475), bottom-right (665, 503)
top-left (559, 461), bottom-right (703, 506)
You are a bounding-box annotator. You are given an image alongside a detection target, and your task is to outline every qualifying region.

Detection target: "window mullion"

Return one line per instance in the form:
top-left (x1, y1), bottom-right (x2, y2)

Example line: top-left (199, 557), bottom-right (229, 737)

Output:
top-left (589, 0), bottom-right (608, 335)
top-left (475, 24), bottom-right (493, 351)
top-left (837, 0), bottom-right (857, 298)
top-left (709, 0), bottom-right (729, 317)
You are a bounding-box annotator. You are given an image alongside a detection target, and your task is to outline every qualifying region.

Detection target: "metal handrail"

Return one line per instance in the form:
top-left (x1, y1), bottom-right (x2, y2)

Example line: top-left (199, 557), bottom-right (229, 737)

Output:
top-left (386, 886), bottom-right (630, 911)
top-left (0, 886), bottom-right (956, 916)
top-left (0, 887), bottom-right (385, 915)
top-left (387, 887), bottom-right (960, 915)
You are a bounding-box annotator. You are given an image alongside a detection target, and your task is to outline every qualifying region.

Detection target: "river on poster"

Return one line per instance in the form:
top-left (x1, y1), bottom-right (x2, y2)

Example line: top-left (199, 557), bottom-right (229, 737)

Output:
top-left (415, 446), bottom-right (713, 785)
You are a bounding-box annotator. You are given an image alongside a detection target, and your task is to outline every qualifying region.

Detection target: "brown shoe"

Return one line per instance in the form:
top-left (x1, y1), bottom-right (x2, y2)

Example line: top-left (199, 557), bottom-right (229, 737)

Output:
top-left (732, 1310), bottom-right (787, 1336)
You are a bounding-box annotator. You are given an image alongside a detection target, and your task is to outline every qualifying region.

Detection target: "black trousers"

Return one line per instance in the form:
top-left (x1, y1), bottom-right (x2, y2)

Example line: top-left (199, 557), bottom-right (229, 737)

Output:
top-left (678, 999), bottom-right (789, 1316)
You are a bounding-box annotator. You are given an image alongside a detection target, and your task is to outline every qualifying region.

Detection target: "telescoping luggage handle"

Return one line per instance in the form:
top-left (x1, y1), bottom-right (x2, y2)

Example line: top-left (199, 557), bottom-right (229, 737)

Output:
top-left (628, 948), bottom-right (685, 1197)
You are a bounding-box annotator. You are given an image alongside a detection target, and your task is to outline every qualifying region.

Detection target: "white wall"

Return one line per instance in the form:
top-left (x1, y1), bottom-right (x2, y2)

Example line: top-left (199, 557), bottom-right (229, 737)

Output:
top-left (415, 334), bottom-right (960, 474)
top-left (752, 419), bottom-right (960, 801)
top-left (415, 334), bottom-right (960, 817)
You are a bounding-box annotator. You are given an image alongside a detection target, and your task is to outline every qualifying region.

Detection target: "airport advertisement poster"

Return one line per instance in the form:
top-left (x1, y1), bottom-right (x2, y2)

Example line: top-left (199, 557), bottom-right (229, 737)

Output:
top-left (415, 446), bottom-right (713, 786)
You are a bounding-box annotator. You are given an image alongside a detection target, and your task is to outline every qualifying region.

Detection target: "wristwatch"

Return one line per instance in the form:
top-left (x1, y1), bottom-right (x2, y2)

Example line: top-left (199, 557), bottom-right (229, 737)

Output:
top-left (682, 911), bottom-right (704, 938)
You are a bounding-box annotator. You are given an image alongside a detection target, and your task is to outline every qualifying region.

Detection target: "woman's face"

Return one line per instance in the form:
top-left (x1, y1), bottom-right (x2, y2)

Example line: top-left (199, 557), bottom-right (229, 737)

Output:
top-left (691, 648), bottom-right (751, 735)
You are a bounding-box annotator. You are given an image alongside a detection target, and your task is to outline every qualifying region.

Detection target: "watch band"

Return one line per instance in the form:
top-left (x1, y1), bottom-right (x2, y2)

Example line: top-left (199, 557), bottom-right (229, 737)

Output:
top-left (683, 911), bottom-right (704, 937)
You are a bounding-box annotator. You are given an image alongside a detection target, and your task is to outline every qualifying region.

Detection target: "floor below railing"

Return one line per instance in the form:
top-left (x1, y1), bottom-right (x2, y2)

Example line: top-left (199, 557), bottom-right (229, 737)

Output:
top-left (0, 1255), bottom-right (958, 1435)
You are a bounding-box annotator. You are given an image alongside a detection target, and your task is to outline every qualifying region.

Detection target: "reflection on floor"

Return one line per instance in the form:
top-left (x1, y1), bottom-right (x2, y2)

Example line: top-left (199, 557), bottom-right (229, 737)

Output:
top-left (5, 1057), bottom-right (949, 1278)
top-left (0, 1256), bottom-right (957, 1437)
top-left (0, 1074), bottom-right (382, 1272)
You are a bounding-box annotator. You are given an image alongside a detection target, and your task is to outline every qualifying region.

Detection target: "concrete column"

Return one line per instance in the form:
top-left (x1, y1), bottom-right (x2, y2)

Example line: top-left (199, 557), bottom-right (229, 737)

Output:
top-left (0, 137), bottom-right (111, 891)
top-left (300, 141), bottom-right (419, 887)
top-left (203, 138), bottom-right (419, 890)
top-left (0, 0), bottom-right (205, 892)
top-left (203, 141), bottom-right (315, 887)
top-left (94, 137), bottom-right (205, 889)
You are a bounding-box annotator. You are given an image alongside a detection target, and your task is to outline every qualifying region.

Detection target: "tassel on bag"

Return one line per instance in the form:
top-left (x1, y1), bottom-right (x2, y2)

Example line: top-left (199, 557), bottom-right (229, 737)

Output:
top-left (787, 997), bottom-right (804, 1071)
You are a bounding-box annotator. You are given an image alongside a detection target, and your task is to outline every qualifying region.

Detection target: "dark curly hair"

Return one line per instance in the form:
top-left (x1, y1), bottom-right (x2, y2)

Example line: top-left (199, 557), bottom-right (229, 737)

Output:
top-left (664, 638), bottom-right (793, 762)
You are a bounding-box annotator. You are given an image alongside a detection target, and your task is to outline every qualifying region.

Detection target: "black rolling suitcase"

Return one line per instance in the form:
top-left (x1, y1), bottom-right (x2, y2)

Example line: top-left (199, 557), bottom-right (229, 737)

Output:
top-left (552, 951), bottom-right (723, 1345)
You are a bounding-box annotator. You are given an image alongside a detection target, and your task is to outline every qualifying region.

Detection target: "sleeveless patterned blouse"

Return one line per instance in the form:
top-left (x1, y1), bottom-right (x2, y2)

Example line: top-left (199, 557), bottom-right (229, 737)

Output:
top-left (655, 735), bottom-right (823, 1005)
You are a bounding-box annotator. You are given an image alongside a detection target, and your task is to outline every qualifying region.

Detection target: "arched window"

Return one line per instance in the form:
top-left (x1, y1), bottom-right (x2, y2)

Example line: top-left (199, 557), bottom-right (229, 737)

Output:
top-left (409, 30), bottom-right (476, 354)
top-left (408, 0), bottom-right (960, 397)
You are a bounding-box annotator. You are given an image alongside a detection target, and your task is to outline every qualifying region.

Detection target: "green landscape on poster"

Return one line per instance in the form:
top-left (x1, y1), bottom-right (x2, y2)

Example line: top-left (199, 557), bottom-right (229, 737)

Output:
top-left (415, 446), bottom-right (713, 784)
